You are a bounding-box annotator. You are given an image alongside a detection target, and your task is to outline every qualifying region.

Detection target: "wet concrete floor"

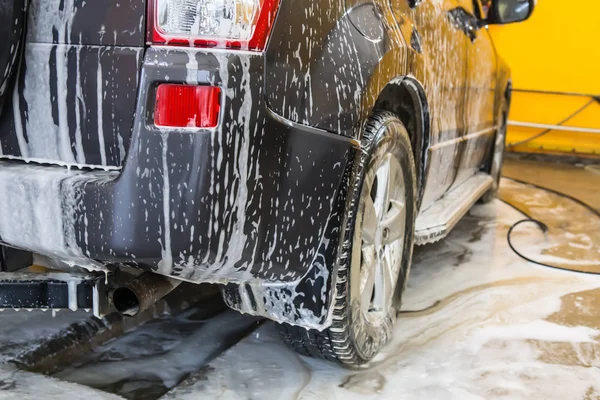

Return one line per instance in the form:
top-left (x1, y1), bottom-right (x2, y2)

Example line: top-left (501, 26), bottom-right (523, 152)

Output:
top-left (503, 157), bottom-right (600, 212)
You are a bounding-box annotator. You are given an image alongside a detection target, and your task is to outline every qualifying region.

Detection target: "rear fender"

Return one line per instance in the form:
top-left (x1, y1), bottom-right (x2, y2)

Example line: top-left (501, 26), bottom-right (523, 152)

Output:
top-left (264, 0), bottom-right (408, 137)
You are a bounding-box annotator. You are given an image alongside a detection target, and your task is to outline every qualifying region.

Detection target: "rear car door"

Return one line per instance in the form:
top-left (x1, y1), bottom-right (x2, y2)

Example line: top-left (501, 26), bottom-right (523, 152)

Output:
top-left (454, 0), bottom-right (498, 184)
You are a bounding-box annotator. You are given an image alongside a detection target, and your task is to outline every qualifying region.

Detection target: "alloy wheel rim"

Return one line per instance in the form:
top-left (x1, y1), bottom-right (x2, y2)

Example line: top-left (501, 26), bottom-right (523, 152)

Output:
top-left (358, 152), bottom-right (406, 325)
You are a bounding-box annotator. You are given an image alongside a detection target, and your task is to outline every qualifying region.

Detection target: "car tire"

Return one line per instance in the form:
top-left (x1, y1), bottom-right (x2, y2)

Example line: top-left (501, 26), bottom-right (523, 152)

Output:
top-left (480, 103), bottom-right (509, 204)
top-left (0, 0), bottom-right (27, 115)
top-left (278, 111), bottom-right (417, 366)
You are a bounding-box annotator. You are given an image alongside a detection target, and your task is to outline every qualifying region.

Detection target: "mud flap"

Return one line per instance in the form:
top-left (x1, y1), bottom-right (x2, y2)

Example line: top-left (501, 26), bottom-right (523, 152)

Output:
top-left (0, 0), bottom-right (27, 115)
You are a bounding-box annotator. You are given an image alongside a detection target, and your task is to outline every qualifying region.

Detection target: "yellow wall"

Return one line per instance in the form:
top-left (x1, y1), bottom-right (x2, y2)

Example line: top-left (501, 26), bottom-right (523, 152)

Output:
top-left (489, 0), bottom-right (600, 155)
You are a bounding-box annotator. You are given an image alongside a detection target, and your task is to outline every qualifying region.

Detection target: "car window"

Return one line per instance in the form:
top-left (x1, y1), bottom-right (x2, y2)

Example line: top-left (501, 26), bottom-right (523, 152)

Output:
top-left (478, 0), bottom-right (492, 19)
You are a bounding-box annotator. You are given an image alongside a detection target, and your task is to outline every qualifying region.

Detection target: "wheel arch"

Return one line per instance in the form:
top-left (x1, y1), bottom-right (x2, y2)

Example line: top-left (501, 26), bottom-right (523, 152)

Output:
top-left (505, 79), bottom-right (513, 104)
top-left (495, 56), bottom-right (513, 120)
top-left (369, 76), bottom-right (430, 205)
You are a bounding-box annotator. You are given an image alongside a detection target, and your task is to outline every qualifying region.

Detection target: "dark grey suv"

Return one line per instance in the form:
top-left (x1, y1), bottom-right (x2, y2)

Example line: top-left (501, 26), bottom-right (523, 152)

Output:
top-left (0, 0), bottom-right (533, 365)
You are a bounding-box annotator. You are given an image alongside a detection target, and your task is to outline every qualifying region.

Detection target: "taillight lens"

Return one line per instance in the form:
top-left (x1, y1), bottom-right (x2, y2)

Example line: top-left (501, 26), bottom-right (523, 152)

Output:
top-left (155, 84), bottom-right (221, 128)
top-left (150, 0), bottom-right (279, 50)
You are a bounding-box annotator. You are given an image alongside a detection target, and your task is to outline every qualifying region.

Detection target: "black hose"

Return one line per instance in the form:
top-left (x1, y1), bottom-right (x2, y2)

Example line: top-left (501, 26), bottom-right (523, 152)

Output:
top-left (500, 177), bottom-right (600, 275)
top-left (399, 177), bottom-right (599, 316)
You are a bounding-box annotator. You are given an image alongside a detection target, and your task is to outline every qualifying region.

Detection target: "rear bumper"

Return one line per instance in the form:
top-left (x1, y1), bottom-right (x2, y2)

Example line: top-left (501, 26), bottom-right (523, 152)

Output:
top-left (0, 47), bottom-right (353, 290)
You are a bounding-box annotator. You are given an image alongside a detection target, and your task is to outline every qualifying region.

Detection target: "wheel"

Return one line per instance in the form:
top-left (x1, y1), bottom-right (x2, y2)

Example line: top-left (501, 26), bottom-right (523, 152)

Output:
top-left (278, 111), bottom-right (417, 366)
top-left (480, 102), bottom-right (509, 204)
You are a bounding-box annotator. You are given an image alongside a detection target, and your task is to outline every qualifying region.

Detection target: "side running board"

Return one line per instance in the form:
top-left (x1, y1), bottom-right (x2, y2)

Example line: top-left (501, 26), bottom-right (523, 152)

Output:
top-left (415, 173), bottom-right (493, 245)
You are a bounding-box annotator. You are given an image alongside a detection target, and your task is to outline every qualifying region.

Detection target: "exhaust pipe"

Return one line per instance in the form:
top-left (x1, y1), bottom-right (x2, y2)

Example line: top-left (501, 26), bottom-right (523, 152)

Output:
top-left (112, 272), bottom-right (182, 317)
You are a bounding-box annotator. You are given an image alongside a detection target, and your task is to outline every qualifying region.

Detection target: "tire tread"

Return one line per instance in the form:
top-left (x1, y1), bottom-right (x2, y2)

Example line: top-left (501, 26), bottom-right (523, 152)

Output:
top-left (278, 111), bottom-right (416, 365)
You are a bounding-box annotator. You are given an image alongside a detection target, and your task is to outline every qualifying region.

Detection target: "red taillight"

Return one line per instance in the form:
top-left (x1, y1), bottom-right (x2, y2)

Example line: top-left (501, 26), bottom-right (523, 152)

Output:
top-left (149, 0), bottom-right (280, 51)
top-left (154, 84), bottom-right (220, 128)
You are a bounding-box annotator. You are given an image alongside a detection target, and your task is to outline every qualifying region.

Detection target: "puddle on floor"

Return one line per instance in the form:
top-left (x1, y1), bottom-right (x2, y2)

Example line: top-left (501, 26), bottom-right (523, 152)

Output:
top-left (0, 310), bottom-right (94, 363)
top-left (54, 307), bottom-right (260, 399)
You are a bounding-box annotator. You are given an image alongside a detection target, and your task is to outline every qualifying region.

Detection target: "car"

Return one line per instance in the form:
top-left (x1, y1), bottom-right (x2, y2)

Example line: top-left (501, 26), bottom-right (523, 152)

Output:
top-left (0, 0), bottom-right (533, 365)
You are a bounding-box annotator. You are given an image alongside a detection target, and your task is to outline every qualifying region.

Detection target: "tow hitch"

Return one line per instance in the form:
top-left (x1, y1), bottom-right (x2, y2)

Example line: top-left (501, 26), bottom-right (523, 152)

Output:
top-left (0, 246), bottom-right (110, 317)
top-left (0, 246), bottom-right (180, 318)
top-left (0, 271), bottom-right (109, 317)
